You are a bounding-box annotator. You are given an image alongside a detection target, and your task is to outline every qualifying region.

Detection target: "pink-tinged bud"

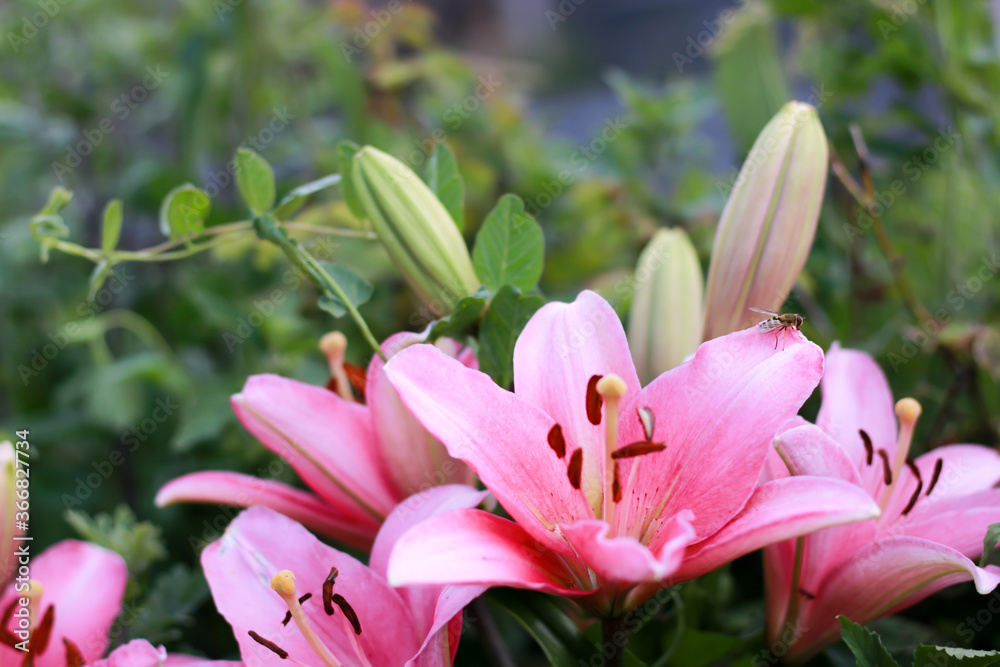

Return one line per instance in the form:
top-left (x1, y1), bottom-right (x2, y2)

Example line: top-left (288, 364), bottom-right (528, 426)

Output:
top-left (702, 101), bottom-right (828, 339)
top-left (627, 228), bottom-right (704, 384)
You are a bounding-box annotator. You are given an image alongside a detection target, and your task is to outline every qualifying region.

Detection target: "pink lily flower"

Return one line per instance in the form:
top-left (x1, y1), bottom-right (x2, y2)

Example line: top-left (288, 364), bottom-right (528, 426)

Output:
top-left (200, 485), bottom-right (488, 667)
top-left (0, 540), bottom-right (232, 667)
top-left (382, 291), bottom-right (881, 616)
top-left (156, 332), bottom-right (476, 551)
top-left (763, 344), bottom-right (1000, 663)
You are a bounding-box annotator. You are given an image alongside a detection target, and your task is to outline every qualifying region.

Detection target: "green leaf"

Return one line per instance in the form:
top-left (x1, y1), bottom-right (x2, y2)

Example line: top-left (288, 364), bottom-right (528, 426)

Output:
top-left (662, 629), bottom-right (745, 667)
top-left (338, 141), bottom-right (363, 218)
top-left (426, 291), bottom-right (488, 341)
top-left (479, 285), bottom-right (545, 387)
top-left (472, 194), bottom-right (545, 292)
top-left (101, 199), bottom-right (123, 253)
top-left (235, 147), bottom-right (276, 215)
top-left (981, 523), bottom-right (1000, 567)
top-left (40, 186), bottom-right (73, 215)
top-left (838, 617), bottom-right (900, 667)
top-left (421, 142), bottom-right (465, 230)
top-left (130, 565), bottom-right (209, 645)
top-left (88, 259), bottom-right (113, 300)
top-left (159, 184), bottom-right (210, 239)
top-left (490, 589), bottom-right (602, 667)
top-left (914, 646), bottom-right (1000, 667)
top-left (65, 505), bottom-right (167, 580)
top-left (316, 262), bottom-right (373, 317)
top-left (273, 173), bottom-right (342, 220)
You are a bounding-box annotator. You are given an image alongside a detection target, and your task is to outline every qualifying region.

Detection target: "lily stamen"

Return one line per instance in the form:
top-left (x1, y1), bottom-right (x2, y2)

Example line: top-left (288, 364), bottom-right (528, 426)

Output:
top-left (586, 375), bottom-right (604, 425)
top-left (879, 398), bottom-right (921, 510)
top-left (320, 332), bottom-right (355, 403)
top-left (596, 374), bottom-right (627, 521)
top-left (271, 570), bottom-right (344, 667)
top-left (926, 458), bottom-right (943, 495)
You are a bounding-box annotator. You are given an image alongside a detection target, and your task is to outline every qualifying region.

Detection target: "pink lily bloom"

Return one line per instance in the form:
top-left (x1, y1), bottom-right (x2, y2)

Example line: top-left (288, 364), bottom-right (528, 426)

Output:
top-left (200, 485), bottom-right (487, 667)
top-left (156, 332), bottom-right (476, 551)
top-left (90, 639), bottom-right (241, 667)
top-left (0, 540), bottom-right (232, 667)
top-left (382, 291), bottom-right (881, 616)
top-left (763, 344), bottom-right (1000, 663)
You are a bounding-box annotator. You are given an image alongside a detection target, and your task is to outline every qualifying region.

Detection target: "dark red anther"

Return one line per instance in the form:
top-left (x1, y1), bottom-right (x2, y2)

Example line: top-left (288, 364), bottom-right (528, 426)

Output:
top-left (248, 631), bottom-right (288, 659)
top-left (323, 567), bottom-right (339, 616)
top-left (332, 594), bottom-right (362, 635)
top-left (567, 449), bottom-right (583, 489)
top-left (64, 638), bottom-right (85, 667)
top-left (799, 588), bottom-right (816, 600)
top-left (31, 605), bottom-right (54, 656)
top-left (877, 449), bottom-right (892, 485)
top-left (282, 593), bottom-right (312, 626)
top-left (926, 458), bottom-right (943, 496)
top-left (612, 462), bottom-right (622, 503)
top-left (547, 424), bottom-right (566, 459)
top-left (859, 430), bottom-right (873, 465)
top-left (611, 441), bottom-right (666, 460)
top-left (902, 478), bottom-right (924, 516)
top-left (905, 459), bottom-right (922, 484)
top-left (0, 599), bottom-right (19, 648)
top-left (586, 375), bottom-right (604, 425)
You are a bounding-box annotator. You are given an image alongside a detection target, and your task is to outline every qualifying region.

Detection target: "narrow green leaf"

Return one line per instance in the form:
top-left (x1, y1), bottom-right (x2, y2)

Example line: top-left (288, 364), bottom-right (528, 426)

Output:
top-left (338, 141), bottom-right (363, 218)
top-left (316, 262), bottom-right (373, 317)
top-left (981, 523), bottom-right (1000, 567)
top-left (426, 291), bottom-right (488, 341)
top-left (479, 285), bottom-right (545, 387)
top-left (159, 184), bottom-right (211, 239)
top-left (235, 147), bottom-right (276, 215)
top-left (914, 646), bottom-right (1000, 667)
top-left (273, 173), bottom-right (342, 220)
top-left (838, 617), bottom-right (900, 667)
top-left (88, 260), bottom-right (112, 300)
top-left (421, 142), bottom-right (465, 230)
top-left (101, 199), bottom-right (123, 253)
top-left (472, 194), bottom-right (545, 292)
top-left (490, 590), bottom-right (601, 667)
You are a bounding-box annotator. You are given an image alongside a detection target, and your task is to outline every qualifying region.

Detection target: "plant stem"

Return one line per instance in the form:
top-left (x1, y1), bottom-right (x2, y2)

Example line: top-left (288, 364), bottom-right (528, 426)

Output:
top-left (602, 616), bottom-right (627, 667)
top-left (253, 213), bottom-right (386, 360)
top-left (470, 599), bottom-right (517, 667)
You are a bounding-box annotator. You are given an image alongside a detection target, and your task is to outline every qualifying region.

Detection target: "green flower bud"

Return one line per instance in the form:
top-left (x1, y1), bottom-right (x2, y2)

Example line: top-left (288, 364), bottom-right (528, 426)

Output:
top-left (351, 146), bottom-right (479, 315)
top-left (703, 101), bottom-right (828, 339)
top-left (628, 228), bottom-right (704, 383)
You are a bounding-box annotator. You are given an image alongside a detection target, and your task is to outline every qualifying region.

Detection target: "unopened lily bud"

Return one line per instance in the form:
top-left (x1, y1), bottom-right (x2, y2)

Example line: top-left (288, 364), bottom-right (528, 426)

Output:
top-left (628, 228), bottom-right (704, 383)
top-left (702, 101), bottom-right (828, 339)
top-left (0, 441), bottom-right (21, 583)
top-left (351, 146), bottom-right (479, 315)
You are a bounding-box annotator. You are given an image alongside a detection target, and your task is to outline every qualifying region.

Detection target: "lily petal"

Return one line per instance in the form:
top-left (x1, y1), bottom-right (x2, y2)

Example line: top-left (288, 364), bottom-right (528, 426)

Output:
top-left (774, 424), bottom-right (862, 485)
top-left (513, 291), bottom-right (642, 511)
top-left (368, 333), bottom-right (476, 498)
top-left (385, 345), bottom-right (595, 553)
top-left (675, 476), bottom-right (881, 582)
top-left (816, 344), bottom-right (897, 470)
top-left (387, 508), bottom-right (587, 596)
top-left (619, 328), bottom-right (824, 545)
top-left (91, 641), bottom-right (166, 667)
top-left (900, 489), bottom-right (1000, 557)
top-left (914, 444), bottom-right (1000, 500)
top-left (0, 541), bottom-right (127, 667)
top-left (232, 374), bottom-right (398, 522)
top-left (202, 507), bottom-right (420, 667)
top-left (156, 471), bottom-right (377, 551)
top-left (561, 511), bottom-right (696, 584)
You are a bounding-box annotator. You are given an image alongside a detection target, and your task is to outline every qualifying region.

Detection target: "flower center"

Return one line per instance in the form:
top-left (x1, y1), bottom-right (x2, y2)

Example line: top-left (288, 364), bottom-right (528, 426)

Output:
top-left (877, 398), bottom-right (921, 513)
top-left (0, 580), bottom-right (56, 662)
top-left (250, 568), bottom-right (370, 667)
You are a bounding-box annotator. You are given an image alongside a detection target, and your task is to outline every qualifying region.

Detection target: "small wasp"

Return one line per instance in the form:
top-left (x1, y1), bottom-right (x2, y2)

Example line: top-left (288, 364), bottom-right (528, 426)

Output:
top-left (749, 307), bottom-right (805, 350)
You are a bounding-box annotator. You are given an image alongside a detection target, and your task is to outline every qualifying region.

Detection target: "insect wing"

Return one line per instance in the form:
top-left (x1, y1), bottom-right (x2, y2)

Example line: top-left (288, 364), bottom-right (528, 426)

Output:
top-left (749, 307), bottom-right (780, 317)
top-left (757, 318), bottom-right (785, 333)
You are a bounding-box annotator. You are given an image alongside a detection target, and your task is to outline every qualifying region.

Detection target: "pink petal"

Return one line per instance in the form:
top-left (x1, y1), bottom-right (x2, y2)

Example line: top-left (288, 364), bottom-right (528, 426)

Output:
top-left (231, 374), bottom-right (398, 522)
top-left (387, 508), bottom-right (588, 596)
top-left (790, 537), bottom-right (1000, 663)
top-left (618, 327), bottom-right (824, 545)
top-left (164, 657), bottom-right (242, 667)
top-left (0, 541), bottom-right (127, 667)
top-left (90, 640), bottom-right (166, 667)
top-left (367, 333), bottom-right (476, 499)
top-left (202, 507), bottom-right (421, 667)
top-left (385, 345), bottom-right (595, 554)
top-left (675, 476), bottom-right (881, 582)
top-left (156, 471), bottom-right (378, 552)
top-left (900, 488), bottom-right (1000, 557)
top-left (816, 344), bottom-right (897, 471)
top-left (512, 291), bottom-right (642, 511)
top-left (370, 484), bottom-right (489, 655)
top-left (561, 511), bottom-right (696, 584)
top-left (914, 443), bottom-right (1000, 500)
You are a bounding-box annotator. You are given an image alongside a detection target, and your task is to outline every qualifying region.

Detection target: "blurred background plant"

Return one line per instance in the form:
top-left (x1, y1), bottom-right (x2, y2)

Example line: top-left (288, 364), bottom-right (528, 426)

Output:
top-left (1, 0), bottom-right (999, 664)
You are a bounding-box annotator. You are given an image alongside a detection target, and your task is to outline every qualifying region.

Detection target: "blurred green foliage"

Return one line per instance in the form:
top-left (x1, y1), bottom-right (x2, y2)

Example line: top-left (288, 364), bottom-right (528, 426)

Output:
top-left (1, 0), bottom-right (999, 663)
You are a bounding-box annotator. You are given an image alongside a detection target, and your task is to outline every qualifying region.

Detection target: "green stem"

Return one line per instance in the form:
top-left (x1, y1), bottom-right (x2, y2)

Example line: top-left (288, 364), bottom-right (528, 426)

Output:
top-left (253, 214), bottom-right (386, 360)
top-left (602, 616), bottom-right (627, 667)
